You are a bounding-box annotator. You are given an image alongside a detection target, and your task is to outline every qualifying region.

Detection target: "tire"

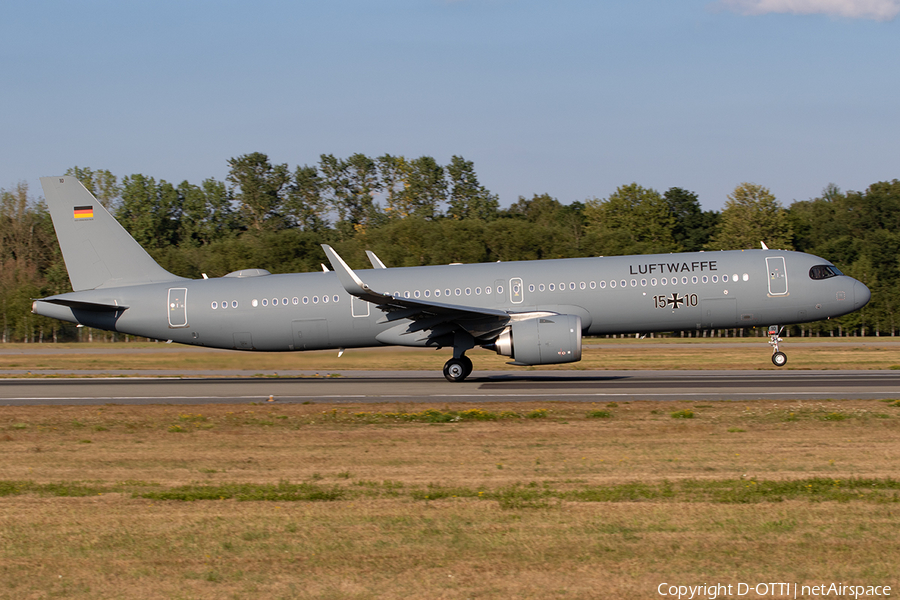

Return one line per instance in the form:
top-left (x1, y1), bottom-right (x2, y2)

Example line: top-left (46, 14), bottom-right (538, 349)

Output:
top-left (772, 351), bottom-right (787, 367)
top-left (443, 358), bottom-right (469, 382)
top-left (460, 356), bottom-right (473, 379)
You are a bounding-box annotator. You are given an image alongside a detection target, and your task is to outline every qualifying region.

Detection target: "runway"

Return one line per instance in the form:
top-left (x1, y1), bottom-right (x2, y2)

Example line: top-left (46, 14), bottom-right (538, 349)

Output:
top-left (1, 370), bottom-right (899, 405)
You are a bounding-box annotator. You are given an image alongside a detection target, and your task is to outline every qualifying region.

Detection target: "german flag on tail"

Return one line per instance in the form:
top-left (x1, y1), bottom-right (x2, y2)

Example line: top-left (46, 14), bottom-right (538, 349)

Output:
top-left (73, 205), bottom-right (93, 220)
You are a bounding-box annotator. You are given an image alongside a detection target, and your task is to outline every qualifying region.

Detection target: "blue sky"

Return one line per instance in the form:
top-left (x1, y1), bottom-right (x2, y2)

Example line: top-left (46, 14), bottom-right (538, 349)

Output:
top-left (2, 0), bottom-right (898, 210)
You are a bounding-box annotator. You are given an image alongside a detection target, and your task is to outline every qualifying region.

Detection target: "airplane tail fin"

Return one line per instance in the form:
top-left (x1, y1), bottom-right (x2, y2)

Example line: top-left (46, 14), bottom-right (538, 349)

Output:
top-left (40, 176), bottom-right (186, 291)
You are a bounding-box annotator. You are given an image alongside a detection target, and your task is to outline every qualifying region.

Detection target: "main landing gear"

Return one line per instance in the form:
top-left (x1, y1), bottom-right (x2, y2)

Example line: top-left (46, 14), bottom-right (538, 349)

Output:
top-left (768, 325), bottom-right (787, 367)
top-left (443, 355), bottom-right (473, 382)
top-left (443, 331), bottom-right (476, 382)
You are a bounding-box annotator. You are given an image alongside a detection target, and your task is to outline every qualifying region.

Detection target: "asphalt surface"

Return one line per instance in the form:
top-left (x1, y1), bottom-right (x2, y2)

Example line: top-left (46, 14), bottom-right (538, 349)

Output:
top-left (1, 370), bottom-right (898, 405)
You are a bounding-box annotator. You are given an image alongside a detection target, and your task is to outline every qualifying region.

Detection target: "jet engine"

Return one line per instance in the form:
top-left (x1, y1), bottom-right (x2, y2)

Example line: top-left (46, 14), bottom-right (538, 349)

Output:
top-left (490, 314), bottom-right (582, 365)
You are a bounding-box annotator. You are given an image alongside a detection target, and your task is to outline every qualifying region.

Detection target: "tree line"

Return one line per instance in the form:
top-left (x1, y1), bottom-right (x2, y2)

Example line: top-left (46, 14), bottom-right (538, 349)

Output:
top-left (1, 152), bottom-right (897, 343)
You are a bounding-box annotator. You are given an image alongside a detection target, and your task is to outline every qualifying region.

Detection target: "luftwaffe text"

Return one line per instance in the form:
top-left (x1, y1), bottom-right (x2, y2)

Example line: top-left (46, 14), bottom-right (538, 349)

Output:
top-left (630, 261), bottom-right (717, 275)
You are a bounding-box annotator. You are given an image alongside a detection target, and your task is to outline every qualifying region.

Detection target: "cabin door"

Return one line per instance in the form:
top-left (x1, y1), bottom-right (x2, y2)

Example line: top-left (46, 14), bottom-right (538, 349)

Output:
top-left (167, 288), bottom-right (188, 328)
top-left (766, 257), bottom-right (789, 296)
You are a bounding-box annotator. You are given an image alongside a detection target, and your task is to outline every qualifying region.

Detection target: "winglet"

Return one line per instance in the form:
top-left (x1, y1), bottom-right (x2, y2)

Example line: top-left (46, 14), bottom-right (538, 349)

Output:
top-left (366, 250), bottom-right (387, 269)
top-left (760, 241), bottom-right (769, 250)
top-left (321, 245), bottom-right (390, 302)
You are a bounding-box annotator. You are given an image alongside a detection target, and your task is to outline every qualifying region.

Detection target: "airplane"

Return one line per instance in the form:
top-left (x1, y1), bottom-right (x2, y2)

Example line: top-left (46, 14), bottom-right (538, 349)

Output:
top-left (32, 176), bottom-right (871, 382)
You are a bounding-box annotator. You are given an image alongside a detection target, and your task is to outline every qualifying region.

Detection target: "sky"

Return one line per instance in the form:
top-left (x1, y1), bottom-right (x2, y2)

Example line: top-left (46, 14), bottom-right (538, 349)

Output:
top-left (2, 0), bottom-right (898, 211)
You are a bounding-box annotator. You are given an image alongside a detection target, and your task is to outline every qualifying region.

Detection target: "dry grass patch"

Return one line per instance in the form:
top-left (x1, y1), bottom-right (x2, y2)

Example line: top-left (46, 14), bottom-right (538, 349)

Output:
top-left (1, 399), bottom-right (899, 598)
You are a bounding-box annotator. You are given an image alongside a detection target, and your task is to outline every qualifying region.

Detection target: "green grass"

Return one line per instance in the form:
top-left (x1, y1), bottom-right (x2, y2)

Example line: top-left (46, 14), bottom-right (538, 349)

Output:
top-left (4, 477), bottom-right (898, 505)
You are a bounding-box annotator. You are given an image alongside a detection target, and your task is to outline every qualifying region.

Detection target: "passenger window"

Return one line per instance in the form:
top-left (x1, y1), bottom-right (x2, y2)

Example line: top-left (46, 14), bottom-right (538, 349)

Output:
top-left (539, 284), bottom-right (545, 292)
top-left (424, 290), bottom-right (430, 297)
top-left (497, 286), bottom-right (503, 294)
top-left (272, 298), bottom-right (278, 306)
top-left (549, 283), bottom-right (555, 291)
top-left (630, 279), bottom-right (637, 287)
top-left (262, 299), bottom-right (268, 306)
top-left (445, 289), bottom-right (451, 296)
top-left (475, 287), bottom-right (481, 295)
top-left (292, 297), bottom-right (299, 305)
top-left (529, 284), bottom-right (535, 292)
top-left (600, 281), bottom-right (606, 289)
top-left (641, 279), bottom-right (647, 287)
top-left (455, 288), bottom-right (461, 296)
top-left (486, 286), bottom-right (492, 295)
top-left (252, 299), bottom-right (259, 307)
top-left (610, 280), bottom-right (616, 288)
top-left (681, 277), bottom-right (688, 285)
top-left (414, 291), bottom-right (420, 298)
top-left (465, 288), bottom-right (471, 295)
top-left (323, 295), bottom-right (329, 303)
top-left (702, 276), bottom-right (708, 284)
top-left (712, 276), bottom-right (718, 283)
top-left (282, 298), bottom-right (288, 305)
top-left (692, 276), bottom-right (698, 284)
top-left (303, 297), bottom-right (309, 304)
top-left (620, 280), bottom-right (627, 288)
top-left (580, 282), bottom-right (586, 290)
top-left (313, 296), bottom-right (319, 303)
top-left (651, 278), bottom-right (657, 286)
top-left (589, 281), bottom-right (596, 289)
top-left (232, 301), bottom-right (238, 308)
top-left (569, 282), bottom-right (576, 290)
top-left (333, 295), bottom-right (339, 302)
top-left (661, 278), bottom-right (667, 286)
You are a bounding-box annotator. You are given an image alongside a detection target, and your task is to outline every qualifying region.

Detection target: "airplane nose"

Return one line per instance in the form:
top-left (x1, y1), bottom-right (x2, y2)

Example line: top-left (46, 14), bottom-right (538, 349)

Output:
top-left (854, 280), bottom-right (871, 308)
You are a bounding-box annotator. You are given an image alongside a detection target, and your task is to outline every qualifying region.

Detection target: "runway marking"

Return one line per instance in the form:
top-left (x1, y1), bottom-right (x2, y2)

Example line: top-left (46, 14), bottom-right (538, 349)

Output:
top-left (4, 391), bottom-right (900, 403)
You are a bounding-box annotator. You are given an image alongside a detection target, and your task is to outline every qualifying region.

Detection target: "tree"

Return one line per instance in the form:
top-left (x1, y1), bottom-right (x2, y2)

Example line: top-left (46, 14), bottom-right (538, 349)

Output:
top-left (176, 178), bottom-right (237, 247)
top-left (65, 166), bottom-right (120, 211)
top-left (319, 153), bottom-right (381, 232)
top-left (584, 183), bottom-right (677, 255)
top-left (227, 152), bottom-right (289, 231)
top-left (285, 165), bottom-right (328, 232)
top-left (446, 155), bottom-right (498, 221)
top-left (118, 175), bottom-right (181, 249)
top-left (377, 154), bottom-right (410, 219)
top-left (663, 187), bottom-right (718, 252)
top-left (706, 183), bottom-right (792, 251)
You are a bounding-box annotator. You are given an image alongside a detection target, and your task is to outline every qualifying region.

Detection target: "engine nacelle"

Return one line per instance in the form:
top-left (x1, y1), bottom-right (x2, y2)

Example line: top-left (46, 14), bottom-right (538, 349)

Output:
top-left (491, 314), bottom-right (582, 366)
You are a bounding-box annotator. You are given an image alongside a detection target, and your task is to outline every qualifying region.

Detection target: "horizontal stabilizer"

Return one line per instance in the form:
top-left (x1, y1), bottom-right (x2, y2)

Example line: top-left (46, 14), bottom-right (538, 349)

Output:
top-left (42, 298), bottom-right (128, 312)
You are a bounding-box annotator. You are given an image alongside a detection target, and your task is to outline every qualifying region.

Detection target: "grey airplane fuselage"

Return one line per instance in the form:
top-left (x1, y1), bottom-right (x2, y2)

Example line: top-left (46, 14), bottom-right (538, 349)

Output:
top-left (35, 249), bottom-right (869, 352)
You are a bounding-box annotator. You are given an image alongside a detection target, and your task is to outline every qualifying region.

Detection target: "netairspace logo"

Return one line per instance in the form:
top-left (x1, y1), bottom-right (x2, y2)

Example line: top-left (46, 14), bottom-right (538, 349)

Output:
top-left (657, 582), bottom-right (892, 599)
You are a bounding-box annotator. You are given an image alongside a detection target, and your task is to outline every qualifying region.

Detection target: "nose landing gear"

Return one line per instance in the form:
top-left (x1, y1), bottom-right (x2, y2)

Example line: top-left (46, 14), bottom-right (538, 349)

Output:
top-left (768, 325), bottom-right (787, 367)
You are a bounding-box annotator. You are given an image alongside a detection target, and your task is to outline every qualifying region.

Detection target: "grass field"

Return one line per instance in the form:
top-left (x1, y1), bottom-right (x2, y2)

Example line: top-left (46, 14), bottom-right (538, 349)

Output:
top-left (2, 399), bottom-right (899, 598)
top-left (2, 336), bottom-right (900, 373)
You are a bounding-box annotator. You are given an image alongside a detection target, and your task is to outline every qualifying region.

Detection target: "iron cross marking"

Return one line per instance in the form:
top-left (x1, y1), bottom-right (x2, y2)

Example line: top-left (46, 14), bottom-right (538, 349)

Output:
top-left (667, 293), bottom-right (685, 309)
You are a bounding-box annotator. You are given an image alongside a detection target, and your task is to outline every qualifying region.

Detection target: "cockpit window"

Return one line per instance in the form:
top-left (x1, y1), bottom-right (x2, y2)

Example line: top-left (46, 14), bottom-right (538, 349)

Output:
top-left (809, 265), bottom-right (843, 280)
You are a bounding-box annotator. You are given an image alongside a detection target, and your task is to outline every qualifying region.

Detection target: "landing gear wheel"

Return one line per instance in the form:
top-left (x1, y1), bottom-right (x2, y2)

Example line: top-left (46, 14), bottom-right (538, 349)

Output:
top-left (460, 356), bottom-right (473, 379)
top-left (772, 351), bottom-right (787, 367)
top-left (443, 357), bottom-right (471, 382)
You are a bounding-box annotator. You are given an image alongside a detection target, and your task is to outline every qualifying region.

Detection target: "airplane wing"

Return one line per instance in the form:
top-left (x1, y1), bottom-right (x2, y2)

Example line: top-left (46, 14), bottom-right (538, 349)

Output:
top-left (321, 245), bottom-right (511, 341)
